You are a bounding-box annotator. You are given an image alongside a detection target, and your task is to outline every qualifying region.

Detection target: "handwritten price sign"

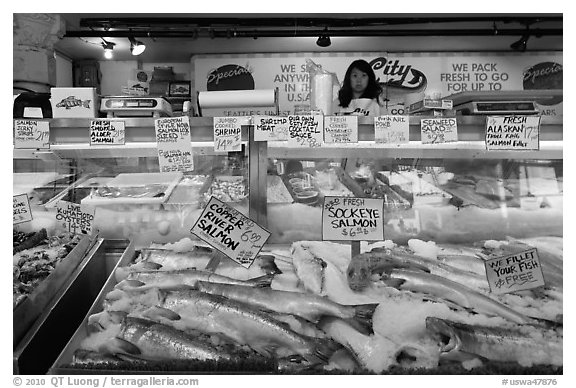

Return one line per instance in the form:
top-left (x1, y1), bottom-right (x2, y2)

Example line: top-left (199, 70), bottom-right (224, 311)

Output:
top-left (421, 118), bottom-right (458, 144)
top-left (13, 194), bottom-right (33, 224)
top-left (287, 115), bottom-right (324, 148)
top-left (254, 116), bottom-right (289, 141)
top-left (324, 116), bottom-right (358, 143)
top-left (322, 196), bottom-right (384, 241)
top-left (213, 117), bottom-right (242, 152)
top-left (55, 201), bottom-right (95, 235)
top-left (191, 197), bottom-right (271, 268)
top-left (375, 115), bottom-right (409, 144)
top-left (14, 120), bottom-right (50, 149)
top-left (90, 120), bottom-right (126, 145)
top-left (485, 116), bottom-right (540, 150)
top-left (155, 116), bottom-right (194, 173)
top-left (484, 248), bottom-right (545, 294)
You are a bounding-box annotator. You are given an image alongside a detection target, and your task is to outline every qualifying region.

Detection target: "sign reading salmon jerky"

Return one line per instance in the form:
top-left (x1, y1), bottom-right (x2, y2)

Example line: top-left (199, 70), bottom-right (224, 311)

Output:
top-left (420, 118), bottom-right (458, 144)
top-left (484, 248), bottom-right (545, 294)
top-left (213, 117), bottom-right (242, 152)
top-left (13, 194), bottom-right (33, 224)
top-left (254, 116), bottom-right (289, 141)
top-left (374, 115), bottom-right (409, 144)
top-left (55, 200), bottom-right (95, 235)
top-left (191, 197), bottom-right (271, 268)
top-left (287, 115), bottom-right (323, 148)
top-left (485, 116), bottom-right (540, 150)
top-left (14, 120), bottom-right (50, 149)
top-left (155, 117), bottom-right (194, 173)
top-left (322, 196), bottom-right (384, 241)
top-left (90, 120), bottom-right (125, 145)
top-left (324, 116), bottom-right (358, 143)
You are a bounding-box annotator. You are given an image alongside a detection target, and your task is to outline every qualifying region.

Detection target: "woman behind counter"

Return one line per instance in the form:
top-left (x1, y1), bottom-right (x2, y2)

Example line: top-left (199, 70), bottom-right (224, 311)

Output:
top-left (333, 59), bottom-right (383, 116)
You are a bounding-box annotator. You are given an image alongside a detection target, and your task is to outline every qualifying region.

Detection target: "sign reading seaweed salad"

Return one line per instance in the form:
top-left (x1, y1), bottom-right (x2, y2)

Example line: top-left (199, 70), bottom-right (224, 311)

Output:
top-left (420, 118), bottom-right (458, 144)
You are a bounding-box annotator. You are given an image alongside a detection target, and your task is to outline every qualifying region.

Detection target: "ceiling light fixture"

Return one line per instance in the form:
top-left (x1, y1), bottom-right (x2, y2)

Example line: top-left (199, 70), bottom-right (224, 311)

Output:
top-left (510, 25), bottom-right (530, 52)
top-left (101, 38), bottom-right (115, 59)
top-left (129, 36), bottom-right (146, 55)
top-left (316, 27), bottom-right (331, 47)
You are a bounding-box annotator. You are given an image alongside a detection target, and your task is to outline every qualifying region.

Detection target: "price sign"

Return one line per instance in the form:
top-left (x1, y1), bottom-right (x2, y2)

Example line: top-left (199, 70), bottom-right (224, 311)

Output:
top-left (155, 116), bottom-right (194, 173)
top-left (90, 120), bottom-right (126, 145)
top-left (375, 115), bottom-right (409, 144)
top-left (14, 120), bottom-right (50, 149)
top-left (13, 194), bottom-right (33, 224)
top-left (485, 116), bottom-right (540, 150)
top-left (213, 117), bottom-right (242, 152)
top-left (484, 248), bottom-right (545, 294)
top-left (191, 197), bottom-right (271, 268)
top-left (55, 200), bottom-right (95, 235)
top-left (287, 115), bottom-right (323, 148)
top-left (421, 118), bottom-right (458, 144)
top-left (324, 116), bottom-right (358, 143)
top-left (254, 116), bottom-right (289, 141)
top-left (322, 196), bottom-right (384, 241)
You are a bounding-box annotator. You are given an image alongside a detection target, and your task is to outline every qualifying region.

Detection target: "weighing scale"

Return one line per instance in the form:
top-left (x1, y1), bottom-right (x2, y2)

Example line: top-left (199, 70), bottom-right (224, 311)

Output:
top-left (100, 96), bottom-right (173, 118)
top-left (445, 90), bottom-right (562, 115)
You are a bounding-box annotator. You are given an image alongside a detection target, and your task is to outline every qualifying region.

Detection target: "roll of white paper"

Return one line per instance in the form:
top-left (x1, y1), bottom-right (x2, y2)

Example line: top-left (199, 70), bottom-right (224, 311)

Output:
top-left (198, 89), bottom-right (276, 109)
top-left (310, 74), bottom-right (335, 115)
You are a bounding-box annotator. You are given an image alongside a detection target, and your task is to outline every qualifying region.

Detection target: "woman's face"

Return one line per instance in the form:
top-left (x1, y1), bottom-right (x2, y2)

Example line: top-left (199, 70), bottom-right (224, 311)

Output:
top-left (350, 68), bottom-right (369, 95)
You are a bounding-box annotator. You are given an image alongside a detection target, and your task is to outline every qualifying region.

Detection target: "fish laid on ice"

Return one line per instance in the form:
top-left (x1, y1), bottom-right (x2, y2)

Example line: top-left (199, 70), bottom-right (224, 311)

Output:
top-left (115, 269), bottom-right (273, 289)
top-left (137, 246), bottom-right (215, 270)
top-left (195, 281), bottom-right (378, 330)
top-left (291, 244), bottom-right (327, 295)
top-left (425, 317), bottom-right (562, 366)
top-left (72, 349), bottom-right (124, 365)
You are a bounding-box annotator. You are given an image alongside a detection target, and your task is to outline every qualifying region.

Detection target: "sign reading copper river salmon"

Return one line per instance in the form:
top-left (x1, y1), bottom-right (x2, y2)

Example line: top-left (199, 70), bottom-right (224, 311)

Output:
top-left (14, 120), bottom-right (50, 149)
top-left (155, 117), bottom-right (194, 173)
top-left (13, 194), bottom-right (33, 224)
top-left (485, 116), bottom-right (540, 150)
top-left (484, 248), bottom-right (545, 294)
top-left (55, 200), bottom-right (95, 235)
top-left (213, 117), bottom-right (242, 152)
top-left (191, 197), bottom-right (271, 268)
top-left (322, 196), bottom-right (384, 241)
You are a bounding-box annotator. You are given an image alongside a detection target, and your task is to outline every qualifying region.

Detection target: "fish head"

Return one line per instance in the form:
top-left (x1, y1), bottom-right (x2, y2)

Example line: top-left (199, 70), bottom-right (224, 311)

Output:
top-left (346, 259), bottom-right (372, 291)
top-left (425, 317), bottom-right (461, 353)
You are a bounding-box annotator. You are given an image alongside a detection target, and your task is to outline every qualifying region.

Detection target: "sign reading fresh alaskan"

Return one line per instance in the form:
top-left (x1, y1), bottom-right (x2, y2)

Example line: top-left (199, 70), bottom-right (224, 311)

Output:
top-left (213, 117), bottom-right (242, 152)
top-left (14, 120), bottom-right (50, 149)
top-left (287, 115), bottom-right (323, 148)
top-left (55, 201), bottom-right (95, 235)
top-left (155, 117), bottom-right (194, 173)
top-left (484, 248), bottom-right (545, 294)
top-left (90, 120), bottom-right (126, 145)
top-left (324, 116), bottom-right (358, 143)
top-left (485, 116), bottom-right (540, 150)
top-left (254, 116), bottom-right (289, 141)
top-left (13, 194), bottom-right (33, 224)
top-left (322, 196), bottom-right (384, 241)
top-left (420, 118), bottom-right (458, 144)
top-left (191, 197), bottom-right (271, 268)
top-left (374, 115), bottom-right (409, 144)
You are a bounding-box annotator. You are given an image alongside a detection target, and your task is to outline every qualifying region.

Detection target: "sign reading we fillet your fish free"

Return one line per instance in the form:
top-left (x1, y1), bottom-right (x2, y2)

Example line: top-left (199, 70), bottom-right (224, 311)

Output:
top-left (155, 117), bottom-right (194, 173)
top-left (484, 248), bottom-right (545, 294)
top-left (14, 120), bottom-right (50, 149)
top-left (322, 196), bottom-right (384, 241)
top-left (191, 197), bottom-right (271, 268)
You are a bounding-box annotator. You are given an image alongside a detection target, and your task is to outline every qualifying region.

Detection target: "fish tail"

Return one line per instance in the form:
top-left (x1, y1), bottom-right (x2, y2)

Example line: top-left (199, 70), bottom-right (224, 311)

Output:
top-left (100, 337), bottom-right (141, 356)
top-left (351, 303), bottom-right (379, 333)
top-left (142, 305), bottom-right (181, 321)
top-left (307, 338), bottom-right (341, 364)
top-left (247, 274), bottom-right (274, 288)
top-left (83, 100), bottom-right (91, 108)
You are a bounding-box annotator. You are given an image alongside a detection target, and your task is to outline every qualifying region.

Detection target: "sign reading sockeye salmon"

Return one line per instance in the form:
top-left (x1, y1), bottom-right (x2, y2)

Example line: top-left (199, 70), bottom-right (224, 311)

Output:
top-left (191, 197), bottom-right (271, 268)
top-left (484, 248), bottom-right (545, 294)
top-left (322, 196), bottom-right (384, 241)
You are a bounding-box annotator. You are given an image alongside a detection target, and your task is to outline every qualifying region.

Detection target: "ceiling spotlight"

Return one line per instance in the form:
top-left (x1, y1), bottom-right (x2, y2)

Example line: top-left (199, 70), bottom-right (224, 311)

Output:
top-left (101, 39), bottom-right (115, 59)
top-left (510, 32), bottom-right (530, 52)
top-left (129, 36), bottom-right (146, 56)
top-left (316, 28), bottom-right (331, 47)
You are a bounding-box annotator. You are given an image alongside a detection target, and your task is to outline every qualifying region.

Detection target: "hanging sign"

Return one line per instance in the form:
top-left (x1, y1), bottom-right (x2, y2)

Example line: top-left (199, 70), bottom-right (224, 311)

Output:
top-left (213, 117), bottom-right (242, 152)
top-left (254, 116), bottom-right (289, 141)
top-left (13, 194), bottom-right (33, 224)
top-left (90, 120), bottom-right (126, 145)
top-left (14, 120), bottom-right (50, 149)
top-left (55, 201), bottom-right (95, 235)
top-left (484, 248), bottom-right (545, 294)
top-left (485, 116), bottom-right (540, 150)
top-left (322, 196), bottom-right (384, 241)
top-left (191, 197), bottom-right (271, 268)
top-left (374, 115), bottom-right (409, 144)
top-left (155, 117), bottom-right (194, 173)
top-left (420, 118), bottom-right (458, 144)
top-left (287, 115), bottom-right (324, 148)
top-left (324, 116), bottom-right (358, 143)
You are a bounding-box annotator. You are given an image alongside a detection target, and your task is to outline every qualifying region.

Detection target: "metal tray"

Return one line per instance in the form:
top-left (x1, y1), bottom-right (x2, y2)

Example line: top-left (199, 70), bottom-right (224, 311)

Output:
top-left (14, 239), bottom-right (130, 375)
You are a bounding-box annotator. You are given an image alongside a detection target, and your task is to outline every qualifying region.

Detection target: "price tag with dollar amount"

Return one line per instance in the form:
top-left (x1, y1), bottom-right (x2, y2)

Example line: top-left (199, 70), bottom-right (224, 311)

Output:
top-left (375, 115), bottom-right (409, 144)
top-left (155, 116), bottom-right (194, 173)
top-left (13, 194), bottom-right (33, 224)
top-left (14, 120), bottom-right (50, 149)
top-left (322, 196), bottom-right (384, 241)
top-left (190, 196), bottom-right (271, 268)
top-left (254, 116), bottom-right (289, 141)
top-left (90, 120), bottom-right (126, 145)
top-left (420, 118), bottom-right (458, 144)
top-left (55, 201), bottom-right (95, 235)
top-left (324, 116), bottom-right (358, 143)
top-left (213, 117), bottom-right (242, 152)
top-left (485, 116), bottom-right (540, 150)
top-left (287, 115), bottom-right (324, 148)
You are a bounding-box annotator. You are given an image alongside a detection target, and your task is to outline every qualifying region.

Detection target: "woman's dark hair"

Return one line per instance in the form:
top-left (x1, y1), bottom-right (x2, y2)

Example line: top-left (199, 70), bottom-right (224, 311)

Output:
top-left (337, 59), bottom-right (382, 108)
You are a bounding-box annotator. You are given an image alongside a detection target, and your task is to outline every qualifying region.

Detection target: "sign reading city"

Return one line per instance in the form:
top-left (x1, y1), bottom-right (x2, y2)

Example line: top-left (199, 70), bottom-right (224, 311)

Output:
top-left (155, 117), bottom-right (194, 173)
top-left (191, 197), bottom-right (271, 268)
top-left (254, 116), bottom-right (289, 141)
top-left (213, 117), bottom-right (242, 152)
top-left (484, 248), bottom-right (545, 294)
top-left (322, 196), bottom-right (384, 241)
top-left (90, 120), bottom-right (126, 145)
top-left (324, 116), bottom-right (358, 143)
top-left (485, 116), bottom-right (540, 150)
top-left (55, 201), bottom-right (95, 235)
top-left (13, 194), bottom-right (33, 224)
top-left (14, 120), bottom-right (50, 149)
top-left (374, 115), bottom-right (409, 144)
top-left (420, 118), bottom-right (458, 144)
